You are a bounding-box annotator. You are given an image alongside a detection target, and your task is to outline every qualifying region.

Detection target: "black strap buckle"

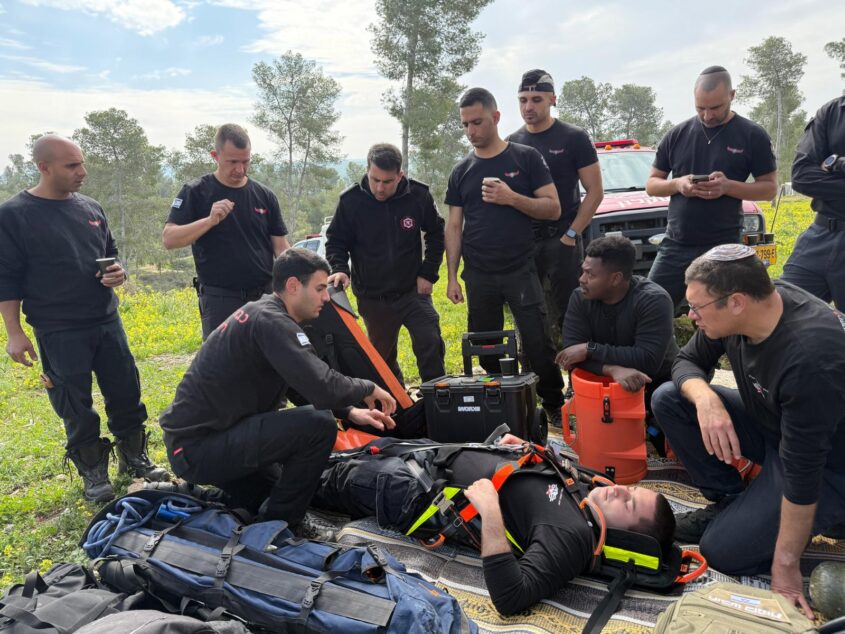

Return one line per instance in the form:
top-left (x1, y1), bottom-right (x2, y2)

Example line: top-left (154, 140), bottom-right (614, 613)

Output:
top-left (301, 579), bottom-right (323, 609)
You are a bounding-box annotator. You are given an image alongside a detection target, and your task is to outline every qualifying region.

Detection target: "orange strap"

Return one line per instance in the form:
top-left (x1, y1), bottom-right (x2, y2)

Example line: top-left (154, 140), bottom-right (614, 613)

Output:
top-left (579, 498), bottom-right (608, 557)
top-left (459, 451), bottom-right (535, 523)
top-left (675, 550), bottom-right (708, 583)
top-left (332, 303), bottom-right (413, 409)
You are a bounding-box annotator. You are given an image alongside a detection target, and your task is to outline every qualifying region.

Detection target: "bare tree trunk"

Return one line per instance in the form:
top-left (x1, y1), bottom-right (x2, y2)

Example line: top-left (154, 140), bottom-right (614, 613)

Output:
top-left (402, 30), bottom-right (418, 174)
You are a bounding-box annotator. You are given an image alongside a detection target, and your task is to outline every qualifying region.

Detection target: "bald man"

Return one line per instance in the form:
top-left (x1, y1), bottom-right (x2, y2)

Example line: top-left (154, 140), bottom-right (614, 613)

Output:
top-left (645, 66), bottom-right (778, 310)
top-left (0, 135), bottom-right (168, 504)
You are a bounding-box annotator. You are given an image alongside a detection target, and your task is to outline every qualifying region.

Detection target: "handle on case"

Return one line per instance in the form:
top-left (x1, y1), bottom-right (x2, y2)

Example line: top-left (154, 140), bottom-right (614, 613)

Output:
top-left (562, 398), bottom-right (576, 446)
top-left (461, 330), bottom-right (518, 376)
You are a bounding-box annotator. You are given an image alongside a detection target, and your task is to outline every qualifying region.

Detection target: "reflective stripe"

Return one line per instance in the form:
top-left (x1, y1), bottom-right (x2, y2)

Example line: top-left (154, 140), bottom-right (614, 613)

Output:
top-left (405, 487), bottom-right (461, 535)
top-left (602, 544), bottom-right (659, 570)
top-left (504, 529), bottom-right (524, 553)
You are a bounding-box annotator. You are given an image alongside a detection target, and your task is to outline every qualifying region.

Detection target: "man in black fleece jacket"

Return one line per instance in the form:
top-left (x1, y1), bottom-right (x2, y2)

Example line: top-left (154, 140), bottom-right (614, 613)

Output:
top-left (326, 143), bottom-right (445, 383)
top-left (651, 244), bottom-right (845, 619)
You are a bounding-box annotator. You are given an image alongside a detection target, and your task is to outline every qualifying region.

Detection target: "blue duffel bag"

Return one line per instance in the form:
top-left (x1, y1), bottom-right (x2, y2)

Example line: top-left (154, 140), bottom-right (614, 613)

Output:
top-left (81, 490), bottom-right (475, 634)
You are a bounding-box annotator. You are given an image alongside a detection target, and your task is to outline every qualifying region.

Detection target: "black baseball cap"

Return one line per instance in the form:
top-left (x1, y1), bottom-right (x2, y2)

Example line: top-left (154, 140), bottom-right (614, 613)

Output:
top-left (519, 69), bottom-right (554, 93)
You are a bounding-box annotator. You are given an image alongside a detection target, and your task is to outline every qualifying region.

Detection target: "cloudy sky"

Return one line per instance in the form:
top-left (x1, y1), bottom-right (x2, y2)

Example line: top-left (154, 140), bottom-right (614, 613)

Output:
top-left (0, 0), bottom-right (843, 170)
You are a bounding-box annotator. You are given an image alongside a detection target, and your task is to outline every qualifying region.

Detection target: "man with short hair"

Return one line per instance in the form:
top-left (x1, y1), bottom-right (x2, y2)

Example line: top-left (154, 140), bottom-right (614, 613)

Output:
top-left (326, 143), bottom-right (446, 383)
top-left (162, 123), bottom-right (290, 338)
top-left (159, 248), bottom-right (397, 527)
top-left (445, 87), bottom-right (564, 418)
top-left (507, 69), bottom-right (604, 333)
top-left (0, 135), bottom-right (168, 504)
top-left (781, 94), bottom-right (845, 309)
top-left (315, 432), bottom-right (675, 615)
top-left (651, 244), bottom-right (845, 617)
top-left (556, 235), bottom-right (678, 400)
top-left (646, 66), bottom-right (777, 310)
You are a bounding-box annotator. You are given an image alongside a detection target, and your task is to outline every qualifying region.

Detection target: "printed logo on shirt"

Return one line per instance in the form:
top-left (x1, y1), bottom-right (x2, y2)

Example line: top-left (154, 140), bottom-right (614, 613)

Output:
top-left (296, 332), bottom-right (311, 347)
top-left (401, 216), bottom-right (416, 230)
top-left (548, 148), bottom-right (565, 155)
top-left (748, 374), bottom-right (769, 397)
top-left (88, 219), bottom-right (101, 227)
top-left (172, 198), bottom-right (183, 208)
top-left (546, 483), bottom-right (560, 503)
top-left (726, 146), bottom-right (745, 155)
top-left (504, 170), bottom-right (520, 178)
top-left (254, 207), bottom-right (268, 215)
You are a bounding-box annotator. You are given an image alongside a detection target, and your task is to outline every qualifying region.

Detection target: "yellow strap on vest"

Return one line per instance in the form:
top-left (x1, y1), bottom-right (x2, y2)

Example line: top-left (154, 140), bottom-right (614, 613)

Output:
top-left (505, 529), bottom-right (524, 553)
top-left (602, 544), bottom-right (659, 570)
top-left (405, 486), bottom-right (461, 535)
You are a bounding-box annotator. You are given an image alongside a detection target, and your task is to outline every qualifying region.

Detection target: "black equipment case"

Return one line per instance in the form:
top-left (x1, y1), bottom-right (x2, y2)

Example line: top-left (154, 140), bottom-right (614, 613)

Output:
top-left (420, 330), bottom-right (547, 444)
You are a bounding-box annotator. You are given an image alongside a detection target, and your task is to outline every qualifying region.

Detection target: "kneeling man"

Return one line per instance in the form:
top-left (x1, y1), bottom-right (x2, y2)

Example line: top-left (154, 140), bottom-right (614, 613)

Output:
top-left (652, 244), bottom-right (845, 616)
top-left (159, 248), bottom-right (396, 528)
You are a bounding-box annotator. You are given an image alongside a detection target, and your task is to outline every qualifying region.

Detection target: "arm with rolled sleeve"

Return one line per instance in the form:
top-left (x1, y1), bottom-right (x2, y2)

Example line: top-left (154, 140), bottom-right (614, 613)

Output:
top-left (791, 101), bottom-right (845, 200)
top-left (417, 190), bottom-right (445, 283)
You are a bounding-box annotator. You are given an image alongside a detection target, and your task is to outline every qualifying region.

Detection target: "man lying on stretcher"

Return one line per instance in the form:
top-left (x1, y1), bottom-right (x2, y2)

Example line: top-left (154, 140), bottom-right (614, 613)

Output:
top-left (313, 433), bottom-right (676, 615)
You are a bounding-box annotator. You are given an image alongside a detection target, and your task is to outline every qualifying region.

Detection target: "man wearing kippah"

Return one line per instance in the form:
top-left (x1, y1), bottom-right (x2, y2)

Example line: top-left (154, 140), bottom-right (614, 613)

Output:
top-left (645, 67), bottom-right (777, 310)
top-left (507, 70), bottom-right (604, 356)
top-left (651, 244), bottom-right (845, 618)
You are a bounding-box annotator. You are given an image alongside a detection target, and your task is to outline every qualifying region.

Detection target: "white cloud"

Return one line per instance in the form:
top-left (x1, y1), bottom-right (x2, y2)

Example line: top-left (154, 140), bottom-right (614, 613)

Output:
top-left (0, 55), bottom-right (86, 73)
top-left (195, 34), bottom-right (224, 47)
top-left (134, 66), bottom-right (192, 80)
top-left (19, 0), bottom-right (185, 36)
top-left (0, 37), bottom-right (30, 50)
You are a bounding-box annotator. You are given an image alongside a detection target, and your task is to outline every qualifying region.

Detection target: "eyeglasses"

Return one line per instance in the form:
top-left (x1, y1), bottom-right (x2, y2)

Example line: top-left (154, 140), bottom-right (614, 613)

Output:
top-left (687, 294), bottom-right (731, 318)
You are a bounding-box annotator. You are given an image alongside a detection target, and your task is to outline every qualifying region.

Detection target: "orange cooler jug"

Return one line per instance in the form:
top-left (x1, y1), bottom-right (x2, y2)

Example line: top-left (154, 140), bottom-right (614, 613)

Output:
top-left (562, 369), bottom-right (648, 484)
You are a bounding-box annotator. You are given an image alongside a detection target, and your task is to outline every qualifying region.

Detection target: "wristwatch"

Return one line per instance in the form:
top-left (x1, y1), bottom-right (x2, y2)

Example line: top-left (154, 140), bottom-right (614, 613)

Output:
top-left (586, 341), bottom-right (597, 359)
top-left (565, 227), bottom-right (578, 239)
top-left (822, 154), bottom-right (839, 173)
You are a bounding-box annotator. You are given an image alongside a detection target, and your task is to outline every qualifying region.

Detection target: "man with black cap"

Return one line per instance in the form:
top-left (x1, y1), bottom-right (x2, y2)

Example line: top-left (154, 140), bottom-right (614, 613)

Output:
top-left (780, 94), bottom-right (845, 310)
top-left (507, 69), bottom-right (603, 336)
top-left (445, 87), bottom-right (565, 421)
top-left (645, 66), bottom-right (777, 310)
top-left (651, 244), bottom-right (845, 618)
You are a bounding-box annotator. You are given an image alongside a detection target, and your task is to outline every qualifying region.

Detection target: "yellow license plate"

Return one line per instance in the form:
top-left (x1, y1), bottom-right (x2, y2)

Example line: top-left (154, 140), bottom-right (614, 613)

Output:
top-left (754, 243), bottom-right (777, 266)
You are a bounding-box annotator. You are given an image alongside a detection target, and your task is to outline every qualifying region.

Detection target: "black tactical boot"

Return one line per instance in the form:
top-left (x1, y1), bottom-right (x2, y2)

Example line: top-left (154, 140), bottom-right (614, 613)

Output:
top-left (115, 429), bottom-right (170, 482)
top-left (66, 438), bottom-right (115, 504)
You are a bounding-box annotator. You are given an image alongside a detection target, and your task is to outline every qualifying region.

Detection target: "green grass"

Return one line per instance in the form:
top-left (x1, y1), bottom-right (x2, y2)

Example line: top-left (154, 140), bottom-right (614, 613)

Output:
top-left (0, 197), bottom-right (813, 584)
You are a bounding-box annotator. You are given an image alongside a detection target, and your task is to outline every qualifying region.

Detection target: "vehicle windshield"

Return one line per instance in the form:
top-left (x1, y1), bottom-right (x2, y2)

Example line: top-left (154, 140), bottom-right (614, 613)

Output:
top-left (583, 150), bottom-right (656, 193)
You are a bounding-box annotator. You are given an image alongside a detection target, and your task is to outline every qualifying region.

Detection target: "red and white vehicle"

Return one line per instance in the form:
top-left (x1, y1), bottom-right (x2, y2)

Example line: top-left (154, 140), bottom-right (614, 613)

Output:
top-left (583, 139), bottom-right (776, 276)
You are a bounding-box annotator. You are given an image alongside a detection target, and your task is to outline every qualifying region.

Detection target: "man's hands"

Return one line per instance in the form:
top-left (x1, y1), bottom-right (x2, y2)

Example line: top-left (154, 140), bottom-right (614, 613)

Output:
top-left (6, 331), bottom-right (37, 366)
top-left (771, 560), bottom-right (814, 620)
top-left (208, 199), bottom-right (234, 226)
top-left (97, 263), bottom-right (127, 288)
top-left (347, 407), bottom-right (396, 432)
top-left (604, 365), bottom-right (652, 392)
top-left (497, 433), bottom-right (525, 446)
top-left (416, 277), bottom-right (433, 295)
top-left (481, 179), bottom-right (514, 206)
top-left (447, 279), bottom-right (464, 304)
top-left (327, 272), bottom-right (350, 289)
top-left (560, 233), bottom-right (577, 247)
top-left (464, 478), bottom-right (501, 517)
top-left (677, 172), bottom-right (731, 199)
top-left (363, 385), bottom-right (397, 416)
top-left (555, 343), bottom-right (588, 370)
top-left (695, 390), bottom-right (742, 463)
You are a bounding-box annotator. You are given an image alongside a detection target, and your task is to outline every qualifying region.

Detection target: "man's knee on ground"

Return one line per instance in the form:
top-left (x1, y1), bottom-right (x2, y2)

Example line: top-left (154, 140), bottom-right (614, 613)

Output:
top-left (699, 527), bottom-right (767, 576)
top-left (311, 409), bottom-right (339, 447)
top-left (650, 381), bottom-right (682, 422)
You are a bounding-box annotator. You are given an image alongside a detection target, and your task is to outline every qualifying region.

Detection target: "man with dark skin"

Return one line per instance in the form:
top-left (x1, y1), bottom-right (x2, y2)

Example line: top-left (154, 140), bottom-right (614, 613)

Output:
top-left (445, 88), bottom-right (564, 417)
top-left (0, 135), bottom-right (168, 504)
top-left (646, 66), bottom-right (777, 310)
top-left (162, 124), bottom-right (290, 338)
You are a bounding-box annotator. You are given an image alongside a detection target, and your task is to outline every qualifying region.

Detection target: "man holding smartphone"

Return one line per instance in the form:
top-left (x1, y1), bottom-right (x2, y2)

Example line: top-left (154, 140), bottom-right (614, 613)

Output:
top-left (0, 135), bottom-right (168, 504)
top-left (645, 66), bottom-right (777, 309)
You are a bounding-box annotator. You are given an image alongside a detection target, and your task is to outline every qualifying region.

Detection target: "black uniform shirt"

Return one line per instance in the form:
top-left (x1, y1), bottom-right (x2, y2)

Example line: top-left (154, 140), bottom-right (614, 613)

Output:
top-left (445, 143), bottom-right (554, 273)
top-left (791, 96), bottom-right (845, 220)
top-left (159, 294), bottom-right (374, 443)
top-left (325, 176), bottom-right (445, 298)
top-left (563, 276), bottom-right (678, 382)
top-left (507, 120), bottom-right (598, 233)
top-left (0, 191), bottom-right (119, 333)
top-left (654, 114), bottom-right (776, 245)
top-left (672, 281), bottom-right (845, 505)
top-left (167, 174), bottom-right (287, 289)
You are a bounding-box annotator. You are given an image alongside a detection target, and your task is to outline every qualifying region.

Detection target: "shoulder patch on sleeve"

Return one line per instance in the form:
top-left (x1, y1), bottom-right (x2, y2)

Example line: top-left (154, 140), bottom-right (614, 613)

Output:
top-left (296, 332), bottom-right (311, 347)
top-left (171, 198), bottom-right (183, 209)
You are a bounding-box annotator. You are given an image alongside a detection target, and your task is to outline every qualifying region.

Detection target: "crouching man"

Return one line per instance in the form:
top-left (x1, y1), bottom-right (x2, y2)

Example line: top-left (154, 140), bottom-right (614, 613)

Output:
top-left (314, 434), bottom-right (675, 615)
top-left (652, 244), bottom-right (845, 617)
top-left (159, 248), bottom-right (396, 528)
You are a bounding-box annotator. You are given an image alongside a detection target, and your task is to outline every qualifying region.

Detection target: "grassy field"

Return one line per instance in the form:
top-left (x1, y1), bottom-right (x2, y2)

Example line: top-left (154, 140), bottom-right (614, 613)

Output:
top-left (0, 197), bottom-right (813, 584)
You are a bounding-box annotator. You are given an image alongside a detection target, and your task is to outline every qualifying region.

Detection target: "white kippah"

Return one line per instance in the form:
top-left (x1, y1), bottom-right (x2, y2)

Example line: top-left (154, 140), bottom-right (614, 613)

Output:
top-left (702, 244), bottom-right (756, 262)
